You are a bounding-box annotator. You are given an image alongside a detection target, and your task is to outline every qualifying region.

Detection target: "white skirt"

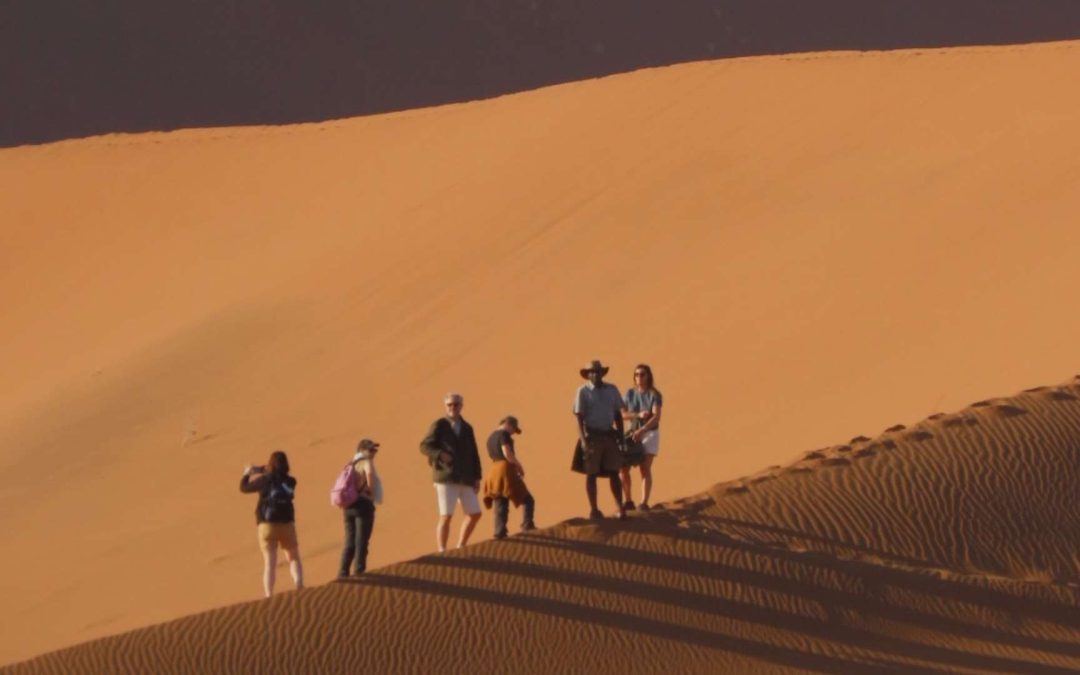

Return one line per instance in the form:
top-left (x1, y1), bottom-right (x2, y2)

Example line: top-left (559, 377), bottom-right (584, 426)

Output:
top-left (641, 430), bottom-right (660, 456)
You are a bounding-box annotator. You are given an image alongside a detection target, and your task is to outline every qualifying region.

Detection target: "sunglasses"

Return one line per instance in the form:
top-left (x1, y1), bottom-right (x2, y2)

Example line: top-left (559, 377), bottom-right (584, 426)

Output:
top-left (634, 371), bottom-right (647, 377)
top-left (445, 401), bottom-right (462, 407)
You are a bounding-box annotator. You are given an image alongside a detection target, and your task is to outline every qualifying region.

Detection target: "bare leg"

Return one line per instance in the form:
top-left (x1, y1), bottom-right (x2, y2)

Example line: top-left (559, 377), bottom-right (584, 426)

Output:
top-left (640, 455), bottom-right (655, 507)
top-left (261, 547), bottom-right (277, 598)
top-left (436, 515), bottom-right (452, 552)
top-left (619, 466), bottom-right (633, 503)
top-left (457, 512), bottom-right (481, 548)
top-left (283, 546), bottom-right (304, 591)
top-left (609, 475), bottom-right (624, 516)
top-left (586, 475), bottom-right (599, 514)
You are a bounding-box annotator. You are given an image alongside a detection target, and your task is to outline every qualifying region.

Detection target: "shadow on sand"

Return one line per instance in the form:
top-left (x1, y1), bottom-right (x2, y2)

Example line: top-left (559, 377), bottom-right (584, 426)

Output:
top-left (355, 518), bottom-right (1080, 672)
top-left (3, 0), bottom-right (1080, 147)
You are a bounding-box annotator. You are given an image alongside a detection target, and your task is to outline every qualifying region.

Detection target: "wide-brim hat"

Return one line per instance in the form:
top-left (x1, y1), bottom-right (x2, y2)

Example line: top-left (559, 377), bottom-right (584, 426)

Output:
top-left (580, 359), bottom-right (610, 379)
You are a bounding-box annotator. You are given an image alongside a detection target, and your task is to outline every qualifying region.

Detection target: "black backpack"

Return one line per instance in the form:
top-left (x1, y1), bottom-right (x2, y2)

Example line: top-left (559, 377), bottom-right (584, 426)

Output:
top-left (260, 474), bottom-right (296, 523)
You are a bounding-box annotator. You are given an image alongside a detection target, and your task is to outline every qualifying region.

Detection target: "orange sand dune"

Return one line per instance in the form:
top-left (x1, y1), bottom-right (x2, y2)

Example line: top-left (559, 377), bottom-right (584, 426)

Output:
top-left (2, 40), bottom-right (1080, 664)
top-left (8, 380), bottom-right (1080, 672)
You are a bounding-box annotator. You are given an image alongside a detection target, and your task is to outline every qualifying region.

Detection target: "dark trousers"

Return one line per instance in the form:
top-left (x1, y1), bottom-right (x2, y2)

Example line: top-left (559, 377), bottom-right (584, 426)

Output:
top-left (493, 494), bottom-right (535, 538)
top-left (339, 498), bottom-right (376, 576)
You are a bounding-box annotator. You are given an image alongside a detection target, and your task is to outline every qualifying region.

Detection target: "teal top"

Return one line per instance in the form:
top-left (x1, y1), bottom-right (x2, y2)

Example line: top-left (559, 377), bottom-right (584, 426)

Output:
top-left (624, 388), bottom-right (663, 431)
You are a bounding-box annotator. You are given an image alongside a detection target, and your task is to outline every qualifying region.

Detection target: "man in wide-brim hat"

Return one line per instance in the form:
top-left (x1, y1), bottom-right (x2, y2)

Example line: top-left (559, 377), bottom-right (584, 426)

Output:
top-left (571, 359), bottom-right (627, 519)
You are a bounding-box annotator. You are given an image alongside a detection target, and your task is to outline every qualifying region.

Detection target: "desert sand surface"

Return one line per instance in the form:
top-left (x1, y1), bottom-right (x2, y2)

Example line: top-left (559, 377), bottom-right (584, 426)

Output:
top-left (2, 39), bottom-right (1080, 666)
top-left (8, 380), bottom-right (1080, 673)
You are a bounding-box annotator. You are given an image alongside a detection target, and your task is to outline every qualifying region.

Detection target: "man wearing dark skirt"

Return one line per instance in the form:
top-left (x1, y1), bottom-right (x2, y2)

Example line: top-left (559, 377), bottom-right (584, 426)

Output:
top-left (572, 359), bottom-right (627, 519)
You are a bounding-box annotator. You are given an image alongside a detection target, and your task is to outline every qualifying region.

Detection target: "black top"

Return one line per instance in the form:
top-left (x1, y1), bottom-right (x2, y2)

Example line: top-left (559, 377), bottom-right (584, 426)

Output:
top-left (240, 472), bottom-right (297, 524)
top-left (486, 429), bottom-right (514, 461)
top-left (419, 417), bottom-right (482, 484)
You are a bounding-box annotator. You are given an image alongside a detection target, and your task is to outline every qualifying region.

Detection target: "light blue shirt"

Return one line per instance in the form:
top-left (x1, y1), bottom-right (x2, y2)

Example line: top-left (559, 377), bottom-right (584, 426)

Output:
top-left (574, 382), bottom-right (624, 430)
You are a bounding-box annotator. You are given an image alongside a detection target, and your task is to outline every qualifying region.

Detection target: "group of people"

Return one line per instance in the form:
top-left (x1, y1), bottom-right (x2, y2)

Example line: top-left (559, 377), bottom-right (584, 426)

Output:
top-left (238, 359), bottom-right (663, 596)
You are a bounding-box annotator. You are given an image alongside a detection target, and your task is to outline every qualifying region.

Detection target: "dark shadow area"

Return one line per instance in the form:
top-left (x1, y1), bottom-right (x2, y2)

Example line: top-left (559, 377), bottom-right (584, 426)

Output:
top-left (498, 533), bottom-right (1080, 660)
top-left (360, 572), bottom-right (918, 674)
top-left (3, 0), bottom-right (1080, 147)
top-left (411, 552), bottom-right (1077, 672)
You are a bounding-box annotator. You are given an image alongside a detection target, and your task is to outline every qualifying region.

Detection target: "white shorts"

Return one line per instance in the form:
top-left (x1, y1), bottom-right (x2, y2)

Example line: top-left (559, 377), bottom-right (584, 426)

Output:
top-left (641, 430), bottom-right (660, 456)
top-left (434, 482), bottom-right (481, 516)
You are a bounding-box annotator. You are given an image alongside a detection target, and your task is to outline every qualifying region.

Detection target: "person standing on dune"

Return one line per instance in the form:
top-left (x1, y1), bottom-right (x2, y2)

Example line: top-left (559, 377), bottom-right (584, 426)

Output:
top-left (239, 450), bottom-right (304, 597)
top-left (337, 438), bottom-right (383, 578)
top-left (572, 360), bottom-right (628, 519)
top-left (620, 363), bottom-right (663, 511)
top-left (482, 415), bottom-right (536, 539)
top-left (420, 392), bottom-right (483, 552)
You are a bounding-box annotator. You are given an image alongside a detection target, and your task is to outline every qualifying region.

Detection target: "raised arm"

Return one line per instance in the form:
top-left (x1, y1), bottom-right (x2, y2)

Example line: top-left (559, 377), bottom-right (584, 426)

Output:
top-left (239, 471), bottom-right (265, 494)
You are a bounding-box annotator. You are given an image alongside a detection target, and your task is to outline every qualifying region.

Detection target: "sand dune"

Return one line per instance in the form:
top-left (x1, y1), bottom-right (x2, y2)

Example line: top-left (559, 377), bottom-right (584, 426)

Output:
top-left (4, 0), bottom-right (1080, 145)
top-left (2, 40), bottom-right (1080, 665)
top-left (8, 379), bottom-right (1080, 673)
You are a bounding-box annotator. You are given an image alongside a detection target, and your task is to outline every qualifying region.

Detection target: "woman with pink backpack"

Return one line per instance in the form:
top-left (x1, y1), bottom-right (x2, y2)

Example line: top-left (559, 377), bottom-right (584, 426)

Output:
top-left (334, 438), bottom-right (383, 578)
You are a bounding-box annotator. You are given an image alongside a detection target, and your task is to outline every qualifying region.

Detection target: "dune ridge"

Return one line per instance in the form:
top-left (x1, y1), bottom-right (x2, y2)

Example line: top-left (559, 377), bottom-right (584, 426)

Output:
top-left (3, 39), bottom-right (1080, 664)
top-left (6, 377), bottom-right (1080, 673)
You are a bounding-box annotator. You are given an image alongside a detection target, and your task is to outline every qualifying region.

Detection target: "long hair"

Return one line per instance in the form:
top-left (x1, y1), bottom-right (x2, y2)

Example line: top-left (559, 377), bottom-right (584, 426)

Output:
top-left (267, 450), bottom-right (290, 476)
top-left (634, 363), bottom-right (656, 392)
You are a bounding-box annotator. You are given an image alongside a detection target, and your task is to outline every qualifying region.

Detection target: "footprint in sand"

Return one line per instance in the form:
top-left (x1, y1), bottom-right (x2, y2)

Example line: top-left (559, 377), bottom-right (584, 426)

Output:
top-left (995, 404), bottom-right (1028, 418)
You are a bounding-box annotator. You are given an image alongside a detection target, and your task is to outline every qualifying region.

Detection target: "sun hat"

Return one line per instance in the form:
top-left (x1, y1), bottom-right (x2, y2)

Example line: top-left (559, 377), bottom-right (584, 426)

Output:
top-left (579, 359), bottom-right (610, 379)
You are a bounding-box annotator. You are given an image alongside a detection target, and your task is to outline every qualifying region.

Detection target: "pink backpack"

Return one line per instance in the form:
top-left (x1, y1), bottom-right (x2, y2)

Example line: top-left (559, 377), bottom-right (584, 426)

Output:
top-left (330, 463), bottom-right (359, 508)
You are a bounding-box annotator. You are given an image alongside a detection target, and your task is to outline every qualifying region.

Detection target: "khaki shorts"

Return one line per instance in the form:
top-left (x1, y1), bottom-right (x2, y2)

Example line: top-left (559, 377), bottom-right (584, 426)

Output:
top-left (257, 522), bottom-right (298, 553)
top-left (434, 482), bottom-right (482, 516)
top-left (577, 431), bottom-right (624, 477)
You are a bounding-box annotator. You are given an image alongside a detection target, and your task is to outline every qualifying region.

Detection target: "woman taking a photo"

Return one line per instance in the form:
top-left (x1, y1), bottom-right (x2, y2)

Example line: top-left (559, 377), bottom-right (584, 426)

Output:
top-left (240, 450), bottom-right (304, 597)
top-left (621, 364), bottom-right (663, 511)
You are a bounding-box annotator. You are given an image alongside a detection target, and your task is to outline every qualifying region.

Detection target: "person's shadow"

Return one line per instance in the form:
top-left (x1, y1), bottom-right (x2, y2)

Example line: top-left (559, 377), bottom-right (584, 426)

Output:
top-left (351, 514), bottom-right (1080, 672)
top-left (4, 0), bottom-right (1080, 146)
